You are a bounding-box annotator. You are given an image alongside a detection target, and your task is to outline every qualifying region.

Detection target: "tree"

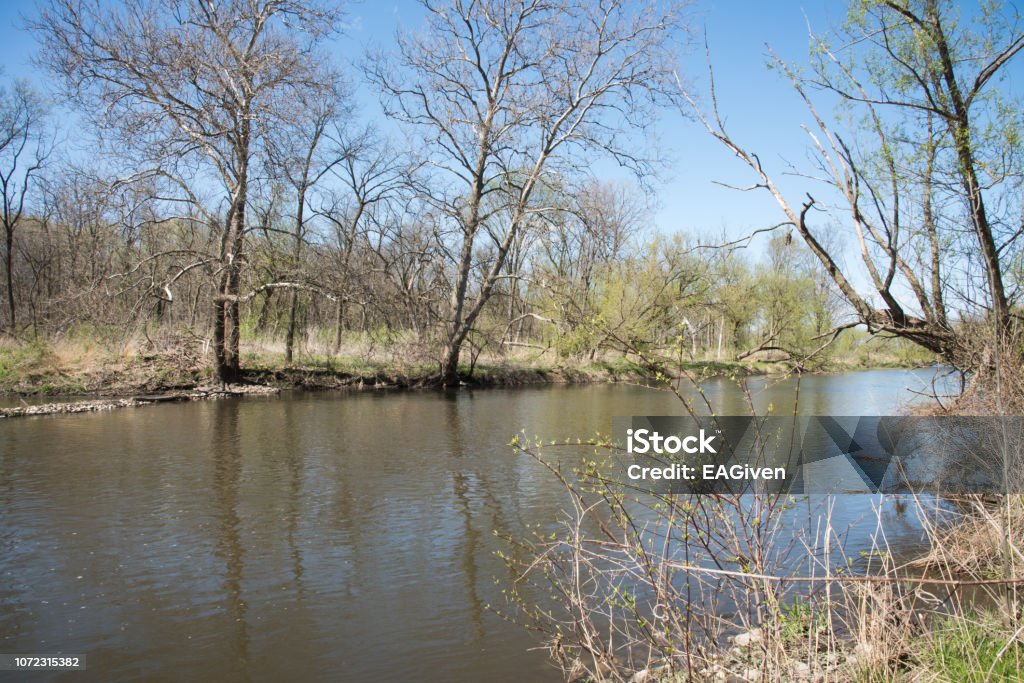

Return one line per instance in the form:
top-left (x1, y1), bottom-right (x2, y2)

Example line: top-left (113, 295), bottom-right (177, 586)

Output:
top-left (739, 235), bottom-right (838, 368)
top-left (0, 79), bottom-right (50, 333)
top-left (316, 128), bottom-right (415, 353)
top-left (368, 0), bottom-right (684, 385)
top-left (34, 0), bottom-right (341, 381)
top-left (690, 0), bottom-right (1024, 376)
top-left (266, 86), bottom-right (347, 365)
top-left (531, 180), bottom-right (648, 357)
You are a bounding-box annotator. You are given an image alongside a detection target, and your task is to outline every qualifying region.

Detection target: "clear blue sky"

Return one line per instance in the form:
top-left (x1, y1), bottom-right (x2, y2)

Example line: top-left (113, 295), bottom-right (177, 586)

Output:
top-left (336, 0), bottom-right (854, 242)
top-left (1, 0), bottom-right (1020, 255)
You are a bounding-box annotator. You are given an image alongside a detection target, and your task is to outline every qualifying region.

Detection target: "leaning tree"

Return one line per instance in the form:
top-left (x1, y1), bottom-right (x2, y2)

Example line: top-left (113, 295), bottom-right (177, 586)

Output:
top-left (691, 0), bottom-right (1024, 379)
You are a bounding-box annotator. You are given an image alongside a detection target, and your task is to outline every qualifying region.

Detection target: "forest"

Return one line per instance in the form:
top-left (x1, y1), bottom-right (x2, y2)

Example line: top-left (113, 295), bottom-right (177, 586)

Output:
top-left (5, 0), bottom-right (1001, 394)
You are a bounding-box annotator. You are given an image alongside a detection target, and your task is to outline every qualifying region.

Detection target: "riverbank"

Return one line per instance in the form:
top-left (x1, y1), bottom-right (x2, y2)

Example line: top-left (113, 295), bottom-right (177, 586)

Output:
top-left (0, 359), bottom-right (727, 418)
top-left (0, 334), bottom-right (931, 418)
top-left (0, 337), bottom-right (777, 416)
top-left (631, 601), bottom-right (1023, 682)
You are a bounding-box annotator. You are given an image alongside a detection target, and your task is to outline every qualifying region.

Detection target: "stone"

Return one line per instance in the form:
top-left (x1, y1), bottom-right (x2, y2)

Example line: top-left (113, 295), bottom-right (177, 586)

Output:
top-left (791, 661), bottom-right (811, 679)
top-left (733, 628), bottom-right (763, 648)
top-left (628, 669), bottom-right (651, 683)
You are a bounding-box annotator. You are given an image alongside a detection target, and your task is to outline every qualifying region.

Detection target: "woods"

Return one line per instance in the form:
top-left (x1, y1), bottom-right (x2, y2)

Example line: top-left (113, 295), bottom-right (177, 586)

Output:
top-left (4, 3), bottom-right (1024, 682)
top-left (2, 0), bottom-right (1021, 387)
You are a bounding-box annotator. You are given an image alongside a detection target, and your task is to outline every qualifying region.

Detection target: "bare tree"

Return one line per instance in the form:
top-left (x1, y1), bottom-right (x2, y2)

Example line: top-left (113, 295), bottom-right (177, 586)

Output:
top-left (266, 85), bottom-right (348, 365)
top-left (316, 128), bottom-right (414, 353)
top-left (688, 0), bottom-right (1024, 377)
top-left (0, 79), bottom-right (50, 333)
top-left (33, 0), bottom-right (341, 381)
top-left (368, 0), bottom-right (685, 385)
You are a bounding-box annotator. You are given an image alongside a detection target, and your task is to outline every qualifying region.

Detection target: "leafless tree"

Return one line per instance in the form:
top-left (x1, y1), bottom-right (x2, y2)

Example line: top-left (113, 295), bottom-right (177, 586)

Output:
top-left (368, 0), bottom-right (686, 385)
top-left (266, 85), bottom-right (348, 365)
top-left (316, 128), bottom-right (416, 353)
top-left (0, 79), bottom-right (50, 333)
top-left (33, 0), bottom-right (341, 381)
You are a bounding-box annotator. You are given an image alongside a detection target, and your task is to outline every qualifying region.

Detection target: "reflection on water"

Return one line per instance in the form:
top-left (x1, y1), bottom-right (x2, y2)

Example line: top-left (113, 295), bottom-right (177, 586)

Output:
top-left (0, 368), bottom-right (947, 682)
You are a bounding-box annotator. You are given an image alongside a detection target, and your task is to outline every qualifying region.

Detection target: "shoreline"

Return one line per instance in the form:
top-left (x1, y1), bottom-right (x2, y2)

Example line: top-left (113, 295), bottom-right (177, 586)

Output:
top-left (0, 362), bottom-right (665, 418)
top-left (0, 356), bottom-right (931, 419)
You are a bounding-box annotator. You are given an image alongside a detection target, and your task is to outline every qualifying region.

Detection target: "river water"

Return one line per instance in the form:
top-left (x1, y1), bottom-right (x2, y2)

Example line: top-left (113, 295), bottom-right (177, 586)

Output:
top-left (0, 368), bottom-right (951, 682)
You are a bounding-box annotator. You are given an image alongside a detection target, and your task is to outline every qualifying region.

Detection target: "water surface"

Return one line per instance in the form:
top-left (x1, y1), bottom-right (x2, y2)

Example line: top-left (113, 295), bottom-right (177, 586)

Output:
top-left (0, 368), bottom-right (948, 681)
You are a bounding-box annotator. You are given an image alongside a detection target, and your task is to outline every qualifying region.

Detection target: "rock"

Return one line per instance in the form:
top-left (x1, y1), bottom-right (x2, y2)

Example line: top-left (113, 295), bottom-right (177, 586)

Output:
top-left (743, 667), bottom-right (761, 681)
top-left (791, 661), bottom-right (811, 679)
top-left (733, 628), bottom-right (762, 648)
top-left (824, 652), bottom-right (840, 667)
top-left (628, 669), bottom-right (651, 683)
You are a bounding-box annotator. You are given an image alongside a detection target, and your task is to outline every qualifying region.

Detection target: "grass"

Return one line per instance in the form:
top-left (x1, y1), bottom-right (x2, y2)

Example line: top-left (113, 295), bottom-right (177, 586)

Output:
top-left (776, 597), bottom-right (826, 649)
top-left (924, 613), bottom-right (1024, 682)
top-left (0, 332), bottom-right (198, 395)
top-left (0, 340), bottom-right (50, 381)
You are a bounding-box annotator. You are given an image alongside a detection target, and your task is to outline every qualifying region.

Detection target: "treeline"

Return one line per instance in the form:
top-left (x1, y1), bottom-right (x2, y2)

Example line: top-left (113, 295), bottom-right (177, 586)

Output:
top-left (6, 169), bottom-right (849, 371)
top-left (3, 0), bottom-right (1021, 387)
top-left (0, 0), bottom-right (848, 383)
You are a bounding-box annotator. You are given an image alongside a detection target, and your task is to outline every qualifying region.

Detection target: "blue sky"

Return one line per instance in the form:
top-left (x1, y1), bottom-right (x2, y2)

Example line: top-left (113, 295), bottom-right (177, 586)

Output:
top-left (334, 0), bottom-right (853, 241)
top-left (1, 0), bottom-right (1019, 255)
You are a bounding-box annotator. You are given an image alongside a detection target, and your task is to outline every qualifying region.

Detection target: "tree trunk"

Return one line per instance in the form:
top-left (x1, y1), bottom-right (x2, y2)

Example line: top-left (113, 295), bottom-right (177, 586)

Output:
top-left (4, 228), bottom-right (14, 332)
top-left (284, 172), bottom-right (308, 365)
top-left (924, 2), bottom-right (1008, 334)
top-left (332, 299), bottom-right (344, 355)
top-left (440, 340), bottom-right (461, 387)
top-left (442, 225), bottom-right (477, 386)
top-left (717, 316), bottom-right (724, 360)
top-left (213, 296), bottom-right (230, 382)
top-left (284, 290), bottom-right (298, 365)
top-left (255, 290), bottom-right (273, 334)
top-left (216, 143), bottom-right (248, 384)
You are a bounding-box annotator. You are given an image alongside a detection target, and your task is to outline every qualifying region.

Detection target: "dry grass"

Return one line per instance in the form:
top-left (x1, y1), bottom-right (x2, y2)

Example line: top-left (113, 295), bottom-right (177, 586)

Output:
top-left (501, 442), bottom-right (1024, 682)
top-left (0, 327), bottom-right (210, 395)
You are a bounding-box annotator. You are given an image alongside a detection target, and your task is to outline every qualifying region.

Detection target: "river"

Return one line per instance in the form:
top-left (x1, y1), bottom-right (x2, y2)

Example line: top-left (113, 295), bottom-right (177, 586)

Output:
top-left (0, 368), bottom-right (952, 682)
